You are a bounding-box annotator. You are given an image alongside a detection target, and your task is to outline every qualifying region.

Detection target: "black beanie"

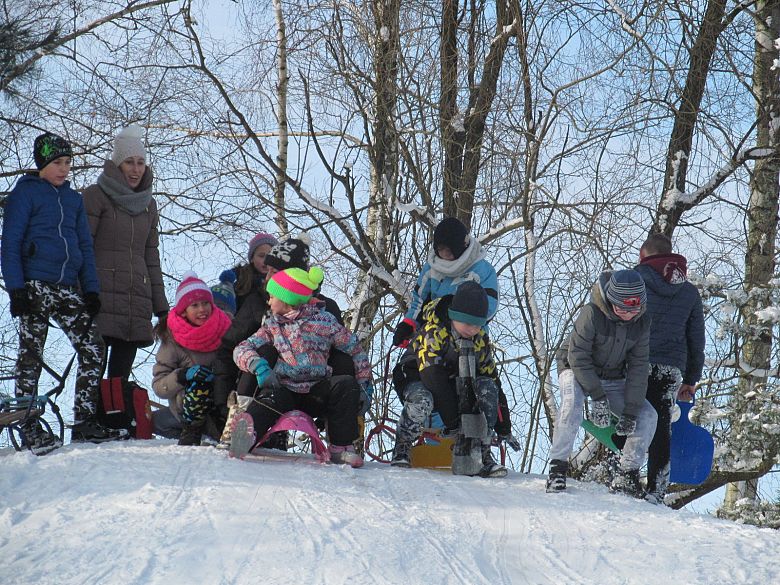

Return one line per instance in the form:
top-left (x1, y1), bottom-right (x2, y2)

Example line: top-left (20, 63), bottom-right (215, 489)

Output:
top-left (34, 133), bottom-right (73, 170)
top-left (448, 281), bottom-right (488, 326)
top-left (265, 238), bottom-right (310, 271)
top-left (433, 217), bottom-right (469, 259)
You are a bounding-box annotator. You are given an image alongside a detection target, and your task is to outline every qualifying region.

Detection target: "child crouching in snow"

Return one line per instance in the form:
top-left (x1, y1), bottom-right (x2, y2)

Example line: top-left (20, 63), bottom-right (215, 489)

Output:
top-left (231, 267), bottom-right (372, 467)
top-left (546, 269), bottom-right (658, 496)
top-left (152, 272), bottom-right (232, 445)
top-left (391, 281), bottom-right (506, 477)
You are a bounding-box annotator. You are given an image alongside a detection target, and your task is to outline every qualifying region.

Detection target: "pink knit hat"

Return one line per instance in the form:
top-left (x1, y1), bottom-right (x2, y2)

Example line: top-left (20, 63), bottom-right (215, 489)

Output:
top-left (174, 271), bottom-right (213, 314)
top-left (247, 232), bottom-right (279, 262)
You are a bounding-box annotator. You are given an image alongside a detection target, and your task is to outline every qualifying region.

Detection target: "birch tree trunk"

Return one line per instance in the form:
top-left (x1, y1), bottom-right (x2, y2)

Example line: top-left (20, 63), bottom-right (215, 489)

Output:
top-left (723, 0), bottom-right (780, 511)
top-left (349, 0), bottom-right (400, 336)
top-left (273, 0), bottom-right (289, 235)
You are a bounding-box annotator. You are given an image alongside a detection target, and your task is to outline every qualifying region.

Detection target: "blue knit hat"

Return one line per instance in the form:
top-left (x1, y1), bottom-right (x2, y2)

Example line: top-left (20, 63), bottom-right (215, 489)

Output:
top-left (210, 270), bottom-right (237, 316)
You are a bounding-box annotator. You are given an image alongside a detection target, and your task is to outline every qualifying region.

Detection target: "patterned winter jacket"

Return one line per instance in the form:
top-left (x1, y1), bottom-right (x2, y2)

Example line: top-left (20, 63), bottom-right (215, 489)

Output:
top-left (412, 295), bottom-right (498, 381)
top-left (1, 174), bottom-right (99, 293)
top-left (556, 271), bottom-right (651, 418)
top-left (233, 301), bottom-right (370, 393)
top-left (635, 260), bottom-right (705, 385)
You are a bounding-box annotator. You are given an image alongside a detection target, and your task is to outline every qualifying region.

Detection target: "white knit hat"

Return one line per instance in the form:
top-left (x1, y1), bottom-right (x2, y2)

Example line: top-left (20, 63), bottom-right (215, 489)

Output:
top-left (111, 124), bottom-right (146, 165)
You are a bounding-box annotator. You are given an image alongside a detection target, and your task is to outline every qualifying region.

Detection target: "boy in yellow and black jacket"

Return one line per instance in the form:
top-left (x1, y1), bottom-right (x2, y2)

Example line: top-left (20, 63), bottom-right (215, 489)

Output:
top-left (391, 281), bottom-right (506, 477)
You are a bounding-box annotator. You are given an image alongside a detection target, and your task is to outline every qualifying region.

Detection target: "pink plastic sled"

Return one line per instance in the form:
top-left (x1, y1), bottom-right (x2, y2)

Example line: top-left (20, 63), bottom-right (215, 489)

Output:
top-left (257, 410), bottom-right (330, 463)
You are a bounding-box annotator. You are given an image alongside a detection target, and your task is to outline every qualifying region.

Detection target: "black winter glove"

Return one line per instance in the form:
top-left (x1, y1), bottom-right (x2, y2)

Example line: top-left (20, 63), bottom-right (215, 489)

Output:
top-left (392, 321), bottom-right (415, 347)
top-left (83, 292), bottom-right (101, 317)
top-left (499, 433), bottom-right (522, 453)
top-left (9, 288), bottom-right (30, 317)
top-left (614, 413), bottom-right (637, 436)
top-left (588, 397), bottom-right (611, 428)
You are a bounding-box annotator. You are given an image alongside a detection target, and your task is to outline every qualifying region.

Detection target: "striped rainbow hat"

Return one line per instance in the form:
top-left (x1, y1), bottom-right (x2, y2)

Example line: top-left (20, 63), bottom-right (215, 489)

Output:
top-left (266, 267), bottom-right (324, 307)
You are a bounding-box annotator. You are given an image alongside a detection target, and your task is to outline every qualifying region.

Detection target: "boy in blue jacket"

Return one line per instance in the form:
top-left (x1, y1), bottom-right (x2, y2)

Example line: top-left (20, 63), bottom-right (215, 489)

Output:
top-left (1, 133), bottom-right (124, 451)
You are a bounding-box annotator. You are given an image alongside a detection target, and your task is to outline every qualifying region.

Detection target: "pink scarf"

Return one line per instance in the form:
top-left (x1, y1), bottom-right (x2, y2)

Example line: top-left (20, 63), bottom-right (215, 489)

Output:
top-left (167, 305), bottom-right (231, 352)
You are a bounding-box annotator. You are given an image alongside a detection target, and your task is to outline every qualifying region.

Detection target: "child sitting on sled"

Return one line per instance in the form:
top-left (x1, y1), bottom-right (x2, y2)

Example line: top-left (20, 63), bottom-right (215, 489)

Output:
top-left (546, 269), bottom-right (658, 496)
top-left (391, 281), bottom-right (506, 477)
top-left (231, 267), bottom-right (372, 467)
top-left (152, 272), bottom-right (232, 445)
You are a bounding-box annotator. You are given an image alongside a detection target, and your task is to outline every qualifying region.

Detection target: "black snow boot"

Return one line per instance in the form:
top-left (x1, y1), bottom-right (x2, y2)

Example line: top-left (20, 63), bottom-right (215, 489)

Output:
top-left (478, 444), bottom-right (508, 478)
top-left (546, 459), bottom-right (568, 493)
top-left (178, 420), bottom-right (205, 446)
top-left (20, 419), bottom-right (62, 455)
top-left (71, 419), bottom-right (128, 444)
top-left (390, 439), bottom-right (412, 468)
top-left (610, 468), bottom-right (645, 498)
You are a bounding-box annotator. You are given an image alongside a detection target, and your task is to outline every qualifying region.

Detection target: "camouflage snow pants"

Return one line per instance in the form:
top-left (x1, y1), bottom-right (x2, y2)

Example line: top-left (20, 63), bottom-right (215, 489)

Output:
top-left (15, 281), bottom-right (105, 423)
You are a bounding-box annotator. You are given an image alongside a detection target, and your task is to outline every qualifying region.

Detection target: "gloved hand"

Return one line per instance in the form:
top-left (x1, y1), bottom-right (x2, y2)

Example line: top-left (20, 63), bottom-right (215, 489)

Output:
top-left (254, 358), bottom-right (273, 388)
top-left (83, 292), bottom-right (101, 317)
top-left (358, 381), bottom-right (374, 415)
top-left (185, 364), bottom-right (215, 384)
top-left (499, 433), bottom-right (522, 453)
top-left (9, 288), bottom-right (30, 317)
top-left (614, 413), bottom-right (637, 436)
top-left (588, 397), bottom-right (611, 428)
top-left (392, 320), bottom-right (416, 348)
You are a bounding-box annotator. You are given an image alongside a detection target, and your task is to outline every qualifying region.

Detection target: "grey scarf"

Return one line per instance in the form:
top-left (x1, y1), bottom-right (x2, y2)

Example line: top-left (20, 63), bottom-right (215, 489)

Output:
top-left (96, 160), bottom-right (154, 216)
top-left (427, 236), bottom-right (485, 280)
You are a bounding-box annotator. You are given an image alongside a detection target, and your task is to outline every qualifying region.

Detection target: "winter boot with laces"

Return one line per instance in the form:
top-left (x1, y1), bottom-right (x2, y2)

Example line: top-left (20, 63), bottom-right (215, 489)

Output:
top-left (546, 459), bottom-right (568, 493)
top-left (70, 419), bottom-right (128, 444)
top-left (329, 444), bottom-right (364, 468)
top-left (217, 392), bottom-right (253, 450)
top-left (390, 439), bottom-right (412, 468)
top-left (478, 444), bottom-right (508, 478)
top-left (178, 419), bottom-right (205, 446)
top-left (610, 467), bottom-right (645, 498)
top-left (20, 419), bottom-right (62, 455)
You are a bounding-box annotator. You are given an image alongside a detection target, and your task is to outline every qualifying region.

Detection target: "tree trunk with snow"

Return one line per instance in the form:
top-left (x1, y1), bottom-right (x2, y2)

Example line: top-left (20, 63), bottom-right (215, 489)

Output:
top-left (723, 0), bottom-right (780, 511)
top-left (652, 0), bottom-right (727, 236)
top-left (440, 0), bottom-right (515, 228)
top-left (349, 0), bottom-right (401, 336)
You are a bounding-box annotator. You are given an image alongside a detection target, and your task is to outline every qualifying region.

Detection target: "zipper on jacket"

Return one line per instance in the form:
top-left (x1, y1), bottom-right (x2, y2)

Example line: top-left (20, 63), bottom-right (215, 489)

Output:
top-left (55, 184), bottom-right (68, 284)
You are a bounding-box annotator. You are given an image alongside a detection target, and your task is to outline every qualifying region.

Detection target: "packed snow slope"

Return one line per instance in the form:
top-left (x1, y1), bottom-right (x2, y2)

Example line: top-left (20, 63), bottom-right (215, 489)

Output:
top-left (1, 441), bottom-right (778, 585)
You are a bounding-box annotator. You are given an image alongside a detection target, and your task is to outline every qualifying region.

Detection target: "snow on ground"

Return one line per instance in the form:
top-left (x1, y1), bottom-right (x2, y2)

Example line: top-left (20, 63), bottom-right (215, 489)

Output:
top-left (1, 441), bottom-right (778, 585)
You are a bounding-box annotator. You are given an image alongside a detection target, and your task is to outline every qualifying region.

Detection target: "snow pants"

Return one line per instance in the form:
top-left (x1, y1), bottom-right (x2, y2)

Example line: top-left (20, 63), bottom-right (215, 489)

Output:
top-left (548, 369), bottom-right (658, 470)
top-left (645, 364), bottom-right (682, 497)
top-left (245, 375), bottom-right (360, 447)
top-left (395, 376), bottom-right (499, 446)
top-left (15, 280), bottom-right (105, 423)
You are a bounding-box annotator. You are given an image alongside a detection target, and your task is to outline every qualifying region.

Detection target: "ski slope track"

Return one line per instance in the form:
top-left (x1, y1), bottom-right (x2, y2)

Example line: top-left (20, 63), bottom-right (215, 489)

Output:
top-left (1, 441), bottom-right (777, 585)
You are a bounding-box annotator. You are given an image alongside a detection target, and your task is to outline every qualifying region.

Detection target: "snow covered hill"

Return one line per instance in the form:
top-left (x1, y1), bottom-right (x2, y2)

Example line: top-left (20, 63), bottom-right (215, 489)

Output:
top-left (1, 441), bottom-right (778, 585)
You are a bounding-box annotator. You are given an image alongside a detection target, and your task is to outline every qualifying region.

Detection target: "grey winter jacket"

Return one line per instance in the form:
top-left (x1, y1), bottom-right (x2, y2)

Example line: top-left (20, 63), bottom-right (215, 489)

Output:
top-left (83, 163), bottom-right (168, 346)
top-left (152, 332), bottom-right (218, 421)
top-left (556, 272), bottom-right (651, 418)
top-left (634, 262), bottom-right (705, 385)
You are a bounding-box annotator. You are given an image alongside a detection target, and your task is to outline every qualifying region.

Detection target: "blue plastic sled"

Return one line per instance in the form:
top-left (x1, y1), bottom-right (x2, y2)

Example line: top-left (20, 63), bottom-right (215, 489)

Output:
top-left (670, 400), bottom-right (714, 485)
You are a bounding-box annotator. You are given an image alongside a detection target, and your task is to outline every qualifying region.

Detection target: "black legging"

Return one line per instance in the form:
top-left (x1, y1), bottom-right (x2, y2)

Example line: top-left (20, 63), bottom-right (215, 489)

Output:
top-left (102, 337), bottom-right (138, 379)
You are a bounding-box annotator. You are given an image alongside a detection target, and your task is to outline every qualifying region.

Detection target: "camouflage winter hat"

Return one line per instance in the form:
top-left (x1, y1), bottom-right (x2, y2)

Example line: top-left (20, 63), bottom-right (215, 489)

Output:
top-left (33, 132), bottom-right (73, 170)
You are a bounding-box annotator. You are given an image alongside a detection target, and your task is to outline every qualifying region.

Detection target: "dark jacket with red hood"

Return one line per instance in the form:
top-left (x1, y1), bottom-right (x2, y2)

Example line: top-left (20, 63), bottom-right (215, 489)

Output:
top-left (634, 254), bottom-right (705, 385)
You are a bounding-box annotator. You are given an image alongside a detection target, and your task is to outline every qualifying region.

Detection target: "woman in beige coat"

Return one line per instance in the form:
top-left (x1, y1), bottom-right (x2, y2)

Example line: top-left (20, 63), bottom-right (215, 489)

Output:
top-left (83, 125), bottom-right (168, 380)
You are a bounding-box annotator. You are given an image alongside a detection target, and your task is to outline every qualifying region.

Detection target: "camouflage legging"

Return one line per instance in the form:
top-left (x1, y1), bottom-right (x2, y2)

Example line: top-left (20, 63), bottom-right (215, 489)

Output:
top-left (15, 280), bottom-right (105, 423)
